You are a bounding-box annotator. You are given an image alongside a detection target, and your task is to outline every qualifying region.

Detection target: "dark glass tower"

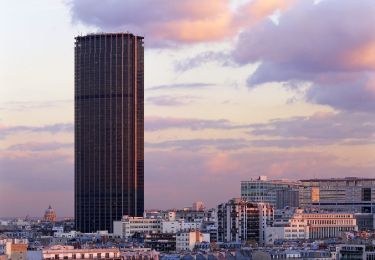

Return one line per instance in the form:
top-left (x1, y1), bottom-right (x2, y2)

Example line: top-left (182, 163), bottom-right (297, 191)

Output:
top-left (74, 33), bottom-right (144, 232)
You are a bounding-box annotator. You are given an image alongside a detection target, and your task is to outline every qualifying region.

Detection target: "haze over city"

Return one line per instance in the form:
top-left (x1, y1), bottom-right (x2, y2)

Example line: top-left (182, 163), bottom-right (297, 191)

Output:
top-left (1, 0), bottom-right (375, 219)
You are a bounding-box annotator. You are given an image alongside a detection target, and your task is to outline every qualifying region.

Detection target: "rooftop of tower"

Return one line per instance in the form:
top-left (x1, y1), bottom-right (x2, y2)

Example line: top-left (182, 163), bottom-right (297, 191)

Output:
top-left (75, 32), bottom-right (144, 40)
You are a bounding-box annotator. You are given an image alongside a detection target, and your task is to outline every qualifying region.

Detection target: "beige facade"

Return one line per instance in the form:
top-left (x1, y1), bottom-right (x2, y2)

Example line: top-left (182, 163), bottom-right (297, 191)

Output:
top-left (42, 246), bottom-right (121, 259)
top-left (265, 209), bottom-right (357, 244)
top-left (176, 231), bottom-right (210, 251)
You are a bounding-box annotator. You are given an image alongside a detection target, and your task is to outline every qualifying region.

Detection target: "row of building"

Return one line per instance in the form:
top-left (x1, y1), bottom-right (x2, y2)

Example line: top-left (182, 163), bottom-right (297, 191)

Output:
top-left (218, 199), bottom-right (359, 245)
top-left (241, 176), bottom-right (375, 214)
top-left (108, 200), bottom-right (363, 249)
top-left (106, 176), bottom-right (375, 249)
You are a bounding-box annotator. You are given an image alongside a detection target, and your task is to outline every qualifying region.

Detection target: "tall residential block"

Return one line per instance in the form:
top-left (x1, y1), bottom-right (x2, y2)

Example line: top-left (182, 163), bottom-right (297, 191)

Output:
top-left (217, 198), bottom-right (273, 245)
top-left (75, 33), bottom-right (144, 232)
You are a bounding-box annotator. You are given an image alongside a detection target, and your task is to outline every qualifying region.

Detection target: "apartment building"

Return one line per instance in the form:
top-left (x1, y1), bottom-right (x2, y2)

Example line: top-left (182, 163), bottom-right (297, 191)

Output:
top-left (217, 198), bottom-right (273, 245)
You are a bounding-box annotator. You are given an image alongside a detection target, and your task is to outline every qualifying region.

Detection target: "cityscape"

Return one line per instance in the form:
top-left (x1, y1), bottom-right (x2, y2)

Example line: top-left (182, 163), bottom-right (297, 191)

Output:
top-left (1, 1), bottom-right (375, 260)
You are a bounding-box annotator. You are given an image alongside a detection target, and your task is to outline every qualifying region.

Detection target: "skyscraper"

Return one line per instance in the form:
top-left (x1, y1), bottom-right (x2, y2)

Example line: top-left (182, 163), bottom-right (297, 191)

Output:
top-left (74, 33), bottom-right (144, 232)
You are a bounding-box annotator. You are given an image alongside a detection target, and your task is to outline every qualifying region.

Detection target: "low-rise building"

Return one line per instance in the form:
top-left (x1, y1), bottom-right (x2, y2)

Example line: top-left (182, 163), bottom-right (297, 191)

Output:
top-left (144, 233), bottom-right (176, 252)
top-left (5, 242), bottom-right (28, 260)
top-left (121, 249), bottom-right (160, 260)
top-left (42, 245), bottom-right (121, 260)
top-left (175, 210), bottom-right (206, 222)
top-left (304, 212), bottom-right (357, 240)
top-left (335, 244), bottom-right (366, 260)
top-left (161, 220), bottom-right (202, 234)
top-left (176, 231), bottom-right (210, 252)
top-left (53, 231), bottom-right (77, 239)
top-left (113, 216), bottom-right (161, 238)
top-left (265, 208), bottom-right (358, 244)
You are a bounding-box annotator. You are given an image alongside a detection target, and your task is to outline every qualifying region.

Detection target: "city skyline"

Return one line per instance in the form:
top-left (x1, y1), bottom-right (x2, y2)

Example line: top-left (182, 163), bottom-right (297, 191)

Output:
top-left (1, 0), bottom-right (375, 217)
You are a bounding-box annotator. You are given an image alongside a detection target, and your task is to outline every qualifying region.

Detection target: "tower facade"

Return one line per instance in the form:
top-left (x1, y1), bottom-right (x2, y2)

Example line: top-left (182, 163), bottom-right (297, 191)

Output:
top-left (74, 33), bottom-right (144, 232)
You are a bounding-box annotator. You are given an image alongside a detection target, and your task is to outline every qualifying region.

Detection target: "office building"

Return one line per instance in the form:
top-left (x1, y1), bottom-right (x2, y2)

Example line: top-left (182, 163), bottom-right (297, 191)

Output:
top-left (113, 216), bottom-right (160, 238)
top-left (266, 208), bottom-right (358, 244)
top-left (241, 176), bottom-right (300, 209)
top-left (217, 198), bottom-right (273, 245)
top-left (299, 177), bottom-right (375, 213)
top-left (75, 33), bottom-right (144, 232)
top-left (276, 189), bottom-right (299, 209)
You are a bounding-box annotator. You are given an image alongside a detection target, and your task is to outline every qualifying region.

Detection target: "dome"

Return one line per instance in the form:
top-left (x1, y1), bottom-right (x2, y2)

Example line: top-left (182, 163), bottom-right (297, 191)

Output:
top-left (43, 205), bottom-right (57, 222)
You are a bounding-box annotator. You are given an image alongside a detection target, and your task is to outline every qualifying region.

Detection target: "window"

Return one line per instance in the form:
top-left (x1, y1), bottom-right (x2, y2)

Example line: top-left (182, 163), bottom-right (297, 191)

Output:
top-left (362, 188), bottom-right (371, 201)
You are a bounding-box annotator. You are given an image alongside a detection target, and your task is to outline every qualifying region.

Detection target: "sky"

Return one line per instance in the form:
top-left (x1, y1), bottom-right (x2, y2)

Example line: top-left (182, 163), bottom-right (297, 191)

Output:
top-left (0, 0), bottom-right (375, 218)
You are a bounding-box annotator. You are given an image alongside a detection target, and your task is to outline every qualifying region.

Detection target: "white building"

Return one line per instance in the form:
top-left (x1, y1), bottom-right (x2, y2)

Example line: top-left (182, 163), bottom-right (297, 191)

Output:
top-left (265, 210), bottom-right (309, 244)
top-left (258, 203), bottom-right (274, 245)
top-left (52, 226), bottom-right (64, 234)
top-left (176, 231), bottom-right (210, 252)
top-left (161, 220), bottom-right (181, 234)
top-left (161, 220), bottom-right (202, 234)
top-left (53, 231), bottom-right (78, 239)
top-left (265, 208), bottom-right (358, 244)
top-left (113, 216), bottom-right (161, 238)
top-left (304, 212), bottom-right (358, 239)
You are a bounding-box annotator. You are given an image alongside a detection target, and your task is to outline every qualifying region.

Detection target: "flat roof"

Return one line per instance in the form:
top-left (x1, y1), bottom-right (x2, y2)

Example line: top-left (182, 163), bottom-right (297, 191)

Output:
top-left (300, 177), bottom-right (375, 182)
top-left (75, 32), bottom-right (144, 40)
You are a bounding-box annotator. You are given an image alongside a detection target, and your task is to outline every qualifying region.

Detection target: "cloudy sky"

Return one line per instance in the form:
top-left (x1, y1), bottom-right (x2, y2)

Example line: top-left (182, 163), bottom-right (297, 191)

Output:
top-left (1, 0), bottom-right (375, 217)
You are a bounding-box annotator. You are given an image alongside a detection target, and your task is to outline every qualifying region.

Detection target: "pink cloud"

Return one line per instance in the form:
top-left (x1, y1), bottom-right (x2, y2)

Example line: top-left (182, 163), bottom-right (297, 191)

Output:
top-left (0, 149), bottom-right (73, 217)
top-left (205, 152), bottom-right (241, 174)
top-left (232, 0), bottom-right (375, 112)
top-left (68, 0), bottom-right (294, 45)
top-left (145, 149), bottom-right (375, 209)
top-left (0, 123), bottom-right (73, 139)
top-left (343, 40), bottom-right (375, 70)
top-left (2, 141), bottom-right (375, 215)
top-left (145, 116), bottom-right (246, 131)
